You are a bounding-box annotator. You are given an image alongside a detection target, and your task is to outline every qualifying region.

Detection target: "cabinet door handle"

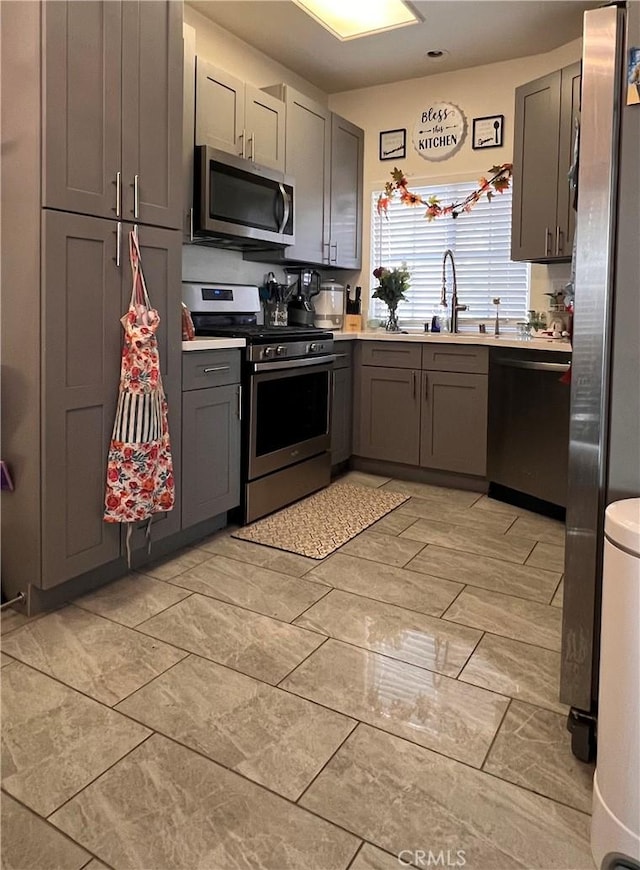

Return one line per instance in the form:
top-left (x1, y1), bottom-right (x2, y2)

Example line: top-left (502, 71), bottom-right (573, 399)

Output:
top-left (203, 365), bottom-right (230, 373)
top-left (114, 171), bottom-right (121, 217)
top-left (133, 174), bottom-right (140, 219)
top-left (330, 241), bottom-right (338, 264)
top-left (411, 370), bottom-right (417, 399)
top-left (238, 128), bottom-right (246, 159)
top-left (555, 226), bottom-right (563, 255)
top-left (248, 132), bottom-right (255, 161)
top-left (545, 227), bottom-right (552, 257)
top-left (323, 241), bottom-right (331, 264)
top-left (237, 385), bottom-right (242, 421)
top-left (115, 221), bottom-right (122, 267)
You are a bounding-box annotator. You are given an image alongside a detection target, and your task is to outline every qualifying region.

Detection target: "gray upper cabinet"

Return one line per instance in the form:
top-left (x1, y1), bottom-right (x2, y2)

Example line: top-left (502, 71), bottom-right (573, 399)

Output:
top-left (195, 59), bottom-right (245, 155)
top-left (511, 62), bottom-right (581, 262)
top-left (270, 85), bottom-right (332, 264)
top-left (195, 60), bottom-right (285, 171)
top-left (41, 211), bottom-right (123, 588)
top-left (42, 1), bottom-right (123, 220)
top-left (329, 113), bottom-right (364, 269)
top-left (244, 85), bottom-right (286, 171)
top-left (42, 0), bottom-right (182, 230)
top-left (121, 0), bottom-right (183, 229)
top-left (249, 86), bottom-right (364, 268)
top-left (420, 371), bottom-right (488, 476)
top-left (357, 366), bottom-right (420, 465)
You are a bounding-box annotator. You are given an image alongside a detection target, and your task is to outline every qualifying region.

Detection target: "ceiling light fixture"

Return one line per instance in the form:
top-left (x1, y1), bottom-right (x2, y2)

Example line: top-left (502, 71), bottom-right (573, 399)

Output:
top-left (292, 0), bottom-right (421, 41)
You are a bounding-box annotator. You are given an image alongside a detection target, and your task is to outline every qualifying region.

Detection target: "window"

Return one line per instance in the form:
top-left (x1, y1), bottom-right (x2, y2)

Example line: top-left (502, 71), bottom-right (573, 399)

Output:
top-left (370, 178), bottom-right (529, 326)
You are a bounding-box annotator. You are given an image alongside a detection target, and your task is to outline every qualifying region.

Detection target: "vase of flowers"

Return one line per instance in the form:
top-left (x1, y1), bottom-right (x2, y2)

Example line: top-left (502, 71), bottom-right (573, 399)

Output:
top-left (372, 264), bottom-right (410, 332)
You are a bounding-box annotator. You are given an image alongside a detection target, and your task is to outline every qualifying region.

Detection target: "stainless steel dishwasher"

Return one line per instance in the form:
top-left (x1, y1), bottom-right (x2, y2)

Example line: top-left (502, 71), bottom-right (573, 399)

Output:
top-left (488, 348), bottom-right (571, 508)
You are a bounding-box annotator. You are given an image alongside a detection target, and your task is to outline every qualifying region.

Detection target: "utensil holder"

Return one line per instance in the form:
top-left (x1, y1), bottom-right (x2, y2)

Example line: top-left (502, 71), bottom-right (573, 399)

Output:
top-left (265, 301), bottom-right (288, 327)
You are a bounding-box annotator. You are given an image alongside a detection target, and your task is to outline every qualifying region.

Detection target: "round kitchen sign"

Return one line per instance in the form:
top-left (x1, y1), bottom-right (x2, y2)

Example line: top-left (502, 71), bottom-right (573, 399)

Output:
top-left (412, 102), bottom-right (467, 161)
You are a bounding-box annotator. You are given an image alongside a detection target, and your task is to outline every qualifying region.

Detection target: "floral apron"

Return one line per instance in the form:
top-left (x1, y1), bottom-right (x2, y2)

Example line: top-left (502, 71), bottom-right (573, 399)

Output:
top-left (104, 229), bottom-right (175, 564)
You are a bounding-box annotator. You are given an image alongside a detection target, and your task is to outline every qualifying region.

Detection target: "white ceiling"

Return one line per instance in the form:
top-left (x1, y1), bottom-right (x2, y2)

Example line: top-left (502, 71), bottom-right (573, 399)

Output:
top-left (187, 0), bottom-right (597, 94)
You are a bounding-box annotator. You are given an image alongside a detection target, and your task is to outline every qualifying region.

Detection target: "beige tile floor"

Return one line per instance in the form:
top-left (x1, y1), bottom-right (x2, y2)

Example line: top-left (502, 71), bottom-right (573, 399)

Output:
top-left (1, 476), bottom-right (596, 870)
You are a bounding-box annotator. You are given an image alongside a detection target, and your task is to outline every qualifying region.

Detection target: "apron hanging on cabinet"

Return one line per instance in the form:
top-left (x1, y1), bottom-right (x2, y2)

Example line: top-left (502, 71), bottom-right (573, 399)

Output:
top-left (104, 229), bottom-right (175, 566)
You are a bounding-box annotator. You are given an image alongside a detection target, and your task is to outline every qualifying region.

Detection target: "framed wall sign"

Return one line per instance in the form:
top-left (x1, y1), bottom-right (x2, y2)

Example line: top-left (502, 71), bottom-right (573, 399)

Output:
top-left (412, 102), bottom-right (467, 162)
top-left (472, 114), bottom-right (504, 149)
top-left (379, 128), bottom-right (406, 161)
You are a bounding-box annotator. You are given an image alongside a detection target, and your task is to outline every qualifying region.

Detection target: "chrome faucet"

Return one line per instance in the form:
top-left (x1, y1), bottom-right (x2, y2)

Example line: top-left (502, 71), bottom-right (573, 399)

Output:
top-left (441, 249), bottom-right (467, 333)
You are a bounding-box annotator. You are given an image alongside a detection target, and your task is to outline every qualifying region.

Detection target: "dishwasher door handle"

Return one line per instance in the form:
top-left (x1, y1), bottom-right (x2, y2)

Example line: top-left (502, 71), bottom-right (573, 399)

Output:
top-left (498, 359), bottom-right (570, 373)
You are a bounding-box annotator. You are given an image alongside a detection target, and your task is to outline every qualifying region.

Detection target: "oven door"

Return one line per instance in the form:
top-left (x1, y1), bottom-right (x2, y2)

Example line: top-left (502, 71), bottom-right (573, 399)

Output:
top-left (248, 359), bottom-right (333, 480)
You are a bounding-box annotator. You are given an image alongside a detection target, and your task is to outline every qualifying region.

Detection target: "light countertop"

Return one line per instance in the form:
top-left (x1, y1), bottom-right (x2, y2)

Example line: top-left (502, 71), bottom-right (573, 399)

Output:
top-left (182, 337), bottom-right (246, 352)
top-left (332, 330), bottom-right (571, 353)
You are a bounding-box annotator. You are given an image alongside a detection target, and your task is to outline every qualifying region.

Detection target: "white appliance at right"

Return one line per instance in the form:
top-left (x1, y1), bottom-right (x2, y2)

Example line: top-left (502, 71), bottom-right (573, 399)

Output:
top-left (591, 499), bottom-right (640, 870)
top-left (560, 0), bottom-right (640, 778)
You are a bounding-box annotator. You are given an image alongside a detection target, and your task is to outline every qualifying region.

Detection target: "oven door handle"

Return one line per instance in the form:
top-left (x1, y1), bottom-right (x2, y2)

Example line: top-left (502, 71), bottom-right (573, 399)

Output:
top-left (252, 354), bottom-right (336, 373)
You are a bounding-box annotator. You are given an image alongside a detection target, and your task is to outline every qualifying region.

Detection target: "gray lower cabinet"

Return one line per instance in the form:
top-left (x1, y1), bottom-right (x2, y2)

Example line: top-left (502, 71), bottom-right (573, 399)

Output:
top-left (42, 0), bottom-right (182, 230)
top-left (331, 363), bottom-right (353, 465)
top-left (182, 384), bottom-right (241, 528)
top-left (42, 211), bottom-right (124, 588)
top-left (41, 214), bottom-right (183, 586)
top-left (124, 223), bottom-right (183, 551)
top-left (420, 371), bottom-right (488, 476)
top-left (357, 366), bottom-right (420, 465)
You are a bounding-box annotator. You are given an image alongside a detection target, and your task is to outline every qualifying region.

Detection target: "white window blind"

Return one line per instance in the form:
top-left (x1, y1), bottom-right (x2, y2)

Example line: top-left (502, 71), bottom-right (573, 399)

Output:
top-left (370, 179), bottom-right (529, 325)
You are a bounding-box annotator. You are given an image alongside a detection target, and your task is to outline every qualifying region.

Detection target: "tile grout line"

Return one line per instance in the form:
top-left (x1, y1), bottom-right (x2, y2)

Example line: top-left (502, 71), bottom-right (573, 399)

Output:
top-left (42, 731), bottom-right (155, 824)
top-left (181, 546), bottom-right (327, 582)
top-left (274, 635), bottom-right (331, 687)
top-left (0, 787), bottom-right (113, 870)
top-left (345, 840), bottom-right (366, 870)
top-left (71, 585), bottom-right (192, 630)
top-left (453, 629), bottom-right (487, 679)
top-left (289, 584), bottom-right (335, 624)
top-left (294, 719), bottom-right (360, 807)
top-left (479, 697), bottom-right (512, 770)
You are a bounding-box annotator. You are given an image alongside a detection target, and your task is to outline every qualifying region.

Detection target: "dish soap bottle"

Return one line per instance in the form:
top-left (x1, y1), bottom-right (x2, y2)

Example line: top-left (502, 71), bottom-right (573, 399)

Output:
top-left (431, 300), bottom-right (450, 333)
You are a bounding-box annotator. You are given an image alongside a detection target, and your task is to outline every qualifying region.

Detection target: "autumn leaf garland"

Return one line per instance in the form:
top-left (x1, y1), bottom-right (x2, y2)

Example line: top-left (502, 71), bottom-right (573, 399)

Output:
top-left (377, 163), bottom-right (513, 221)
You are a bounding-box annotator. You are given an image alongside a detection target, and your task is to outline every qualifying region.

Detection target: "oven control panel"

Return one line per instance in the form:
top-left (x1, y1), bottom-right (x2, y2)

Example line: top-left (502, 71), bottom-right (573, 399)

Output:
top-left (249, 337), bottom-right (334, 363)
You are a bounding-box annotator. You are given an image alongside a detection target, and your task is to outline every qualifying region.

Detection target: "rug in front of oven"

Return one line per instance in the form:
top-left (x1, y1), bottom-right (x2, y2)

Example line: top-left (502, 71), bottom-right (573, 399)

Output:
top-left (231, 482), bottom-right (410, 559)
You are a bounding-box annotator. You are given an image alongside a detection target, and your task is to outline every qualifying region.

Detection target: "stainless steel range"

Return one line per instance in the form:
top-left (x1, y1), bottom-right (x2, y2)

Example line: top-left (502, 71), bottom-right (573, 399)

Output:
top-left (182, 283), bottom-right (335, 523)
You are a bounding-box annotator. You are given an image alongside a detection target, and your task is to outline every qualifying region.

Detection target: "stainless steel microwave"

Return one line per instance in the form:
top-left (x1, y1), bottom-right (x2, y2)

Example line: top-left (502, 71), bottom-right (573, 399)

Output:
top-left (193, 145), bottom-right (295, 249)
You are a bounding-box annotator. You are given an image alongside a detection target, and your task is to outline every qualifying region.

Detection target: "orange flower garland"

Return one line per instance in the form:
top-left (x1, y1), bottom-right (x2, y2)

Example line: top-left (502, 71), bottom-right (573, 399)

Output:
top-left (377, 164), bottom-right (513, 221)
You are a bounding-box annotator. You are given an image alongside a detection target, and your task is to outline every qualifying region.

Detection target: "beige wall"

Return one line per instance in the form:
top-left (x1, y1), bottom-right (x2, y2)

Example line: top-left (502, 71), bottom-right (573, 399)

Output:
top-left (328, 39), bottom-right (581, 318)
top-left (183, 6), bottom-right (578, 317)
top-left (182, 6), bottom-right (329, 286)
top-left (184, 6), bottom-right (327, 103)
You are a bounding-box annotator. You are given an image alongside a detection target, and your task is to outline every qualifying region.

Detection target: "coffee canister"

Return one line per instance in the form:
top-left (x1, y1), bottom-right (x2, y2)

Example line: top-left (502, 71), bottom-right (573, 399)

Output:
top-left (315, 280), bottom-right (345, 328)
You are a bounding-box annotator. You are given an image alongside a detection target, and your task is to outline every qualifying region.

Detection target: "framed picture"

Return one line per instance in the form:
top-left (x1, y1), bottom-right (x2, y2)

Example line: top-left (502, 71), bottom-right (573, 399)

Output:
top-left (379, 128), bottom-right (406, 161)
top-left (472, 114), bottom-right (504, 149)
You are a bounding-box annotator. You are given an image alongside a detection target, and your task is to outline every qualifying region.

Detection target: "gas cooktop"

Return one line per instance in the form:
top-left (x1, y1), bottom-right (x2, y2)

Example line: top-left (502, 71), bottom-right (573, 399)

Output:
top-left (193, 324), bottom-right (331, 343)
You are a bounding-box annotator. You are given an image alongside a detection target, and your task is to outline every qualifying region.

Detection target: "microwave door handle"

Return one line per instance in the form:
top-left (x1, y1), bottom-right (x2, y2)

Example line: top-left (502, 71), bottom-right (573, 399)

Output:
top-left (277, 183), bottom-right (290, 234)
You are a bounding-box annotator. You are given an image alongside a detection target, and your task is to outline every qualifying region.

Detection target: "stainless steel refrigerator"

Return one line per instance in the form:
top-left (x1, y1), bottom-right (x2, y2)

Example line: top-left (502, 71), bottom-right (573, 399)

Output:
top-left (561, 2), bottom-right (640, 760)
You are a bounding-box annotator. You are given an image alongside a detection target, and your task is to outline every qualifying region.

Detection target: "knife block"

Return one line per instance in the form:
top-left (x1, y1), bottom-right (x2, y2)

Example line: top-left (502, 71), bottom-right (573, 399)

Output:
top-left (344, 314), bottom-right (362, 333)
